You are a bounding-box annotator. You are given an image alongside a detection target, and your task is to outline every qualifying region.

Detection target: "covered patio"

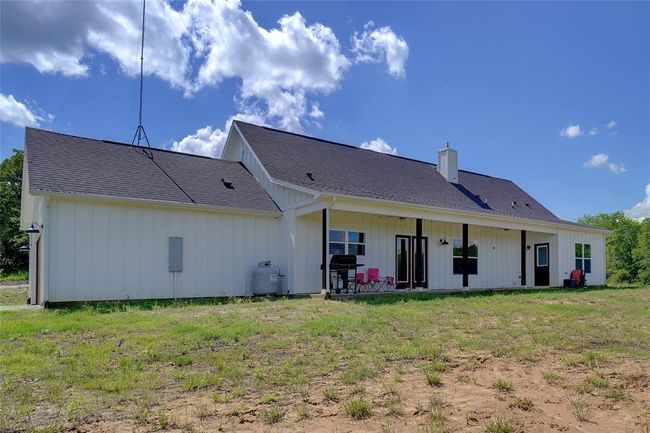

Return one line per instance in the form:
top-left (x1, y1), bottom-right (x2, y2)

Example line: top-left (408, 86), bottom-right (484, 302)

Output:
top-left (289, 196), bottom-right (564, 295)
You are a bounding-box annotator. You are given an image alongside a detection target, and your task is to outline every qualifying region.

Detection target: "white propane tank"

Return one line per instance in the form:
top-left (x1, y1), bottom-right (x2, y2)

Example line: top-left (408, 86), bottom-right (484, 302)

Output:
top-left (252, 261), bottom-right (281, 295)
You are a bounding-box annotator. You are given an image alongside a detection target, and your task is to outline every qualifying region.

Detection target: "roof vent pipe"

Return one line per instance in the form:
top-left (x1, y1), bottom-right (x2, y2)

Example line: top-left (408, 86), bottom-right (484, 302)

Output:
top-left (437, 141), bottom-right (458, 183)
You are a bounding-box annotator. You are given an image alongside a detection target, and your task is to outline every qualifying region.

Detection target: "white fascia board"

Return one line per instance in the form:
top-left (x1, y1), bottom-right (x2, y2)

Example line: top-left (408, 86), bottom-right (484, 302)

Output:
top-left (295, 199), bottom-right (329, 216)
top-left (324, 194), bottom-right (608, 235)
top-left (220, 122), bottom-right (239, 160)
top-left (30, 190), bottom-right (282, 218)
top-left (269, 177), bottom-right (321, 197)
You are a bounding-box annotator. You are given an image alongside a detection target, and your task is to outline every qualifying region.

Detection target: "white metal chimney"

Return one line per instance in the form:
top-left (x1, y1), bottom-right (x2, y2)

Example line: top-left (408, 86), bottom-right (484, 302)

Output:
top-left (437, 141), bottom-right (458, 183)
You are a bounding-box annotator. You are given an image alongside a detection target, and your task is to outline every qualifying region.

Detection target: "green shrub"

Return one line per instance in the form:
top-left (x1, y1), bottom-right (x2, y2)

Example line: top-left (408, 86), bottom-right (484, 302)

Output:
top-left (261, 407), bottom-right (285, 424)
top-left (494, 378), bottom-right (514, 393)
top-left (485, 415), bottom-right (516, 433)
top-left (425, 370), bottom-right (442, 387)
top-left (345, 398), bottom-right (373, 420)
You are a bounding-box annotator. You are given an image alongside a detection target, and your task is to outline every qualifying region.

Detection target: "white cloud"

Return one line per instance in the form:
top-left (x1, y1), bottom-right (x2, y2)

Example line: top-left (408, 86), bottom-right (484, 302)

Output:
top-left (625, 184), bottom-right (650, 221)
top-left (0, 93), bottom-right (52, 128)
top-left (171, 126), bottom-right (227, 158)
top-left (588, 127), bottom-right (599, 136)
top-left (583, 153), bottom-right (626, 174)
top-left (360, 137), bottom-right (398, 155)
top-left (1, 1), bottom-right (408, 134)
top-left (184, 1), bottom-right (353, 131)
top-left (170, 112), bottom-right (265, 158)
top-left (2, 1), bottom-right (409, 140)
top-left (0, 1), bottom-right (190, 90)
top-left (606, 120), bottom-right (617, 129)
top-left (559, 124), bottom-right (583, 139)
top-left (309, 102), bottom-right (324, 119)
top-left (352, 21), bottom-right (409, 78)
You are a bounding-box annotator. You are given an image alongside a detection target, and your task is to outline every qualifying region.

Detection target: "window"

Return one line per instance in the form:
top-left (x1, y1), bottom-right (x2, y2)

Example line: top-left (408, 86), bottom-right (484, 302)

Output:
top-left (575, 243), bottom-right (591, 273)
top-left (329, 230), bottom-right (346, 255)
top-left (347, 231), bottom-right (366, 256)
top-left (452, 239), bottom-right (478, 275)
top-left (329, 230), bottom-right (366, 256)
top-left (536, 245), bottom-right (548, 267)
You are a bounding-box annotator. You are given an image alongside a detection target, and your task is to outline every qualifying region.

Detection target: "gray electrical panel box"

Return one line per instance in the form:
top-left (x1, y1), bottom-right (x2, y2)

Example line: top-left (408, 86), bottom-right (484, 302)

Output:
top-left (168, 237), bottom-right (183, 272)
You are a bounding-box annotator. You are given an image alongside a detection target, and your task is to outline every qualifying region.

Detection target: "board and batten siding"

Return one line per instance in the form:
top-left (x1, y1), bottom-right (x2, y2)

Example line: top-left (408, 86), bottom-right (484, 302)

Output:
top-left (556, 228), bottom-right (606, 286)
top-left (222, 130), bottom-right (312, 211)
top-left (44, 198), bottom-right (281, 302)
top-left (294, 210), bottom-right (533, 293)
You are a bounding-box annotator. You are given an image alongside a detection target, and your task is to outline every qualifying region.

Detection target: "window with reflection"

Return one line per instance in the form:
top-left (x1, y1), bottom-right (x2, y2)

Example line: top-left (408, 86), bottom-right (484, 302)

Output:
top-left (329, 230), bottom-right (366, 256)
top-left (452, 239), bottom-right (478, 274)
top-left (575, 243), bottom-right (591, 273)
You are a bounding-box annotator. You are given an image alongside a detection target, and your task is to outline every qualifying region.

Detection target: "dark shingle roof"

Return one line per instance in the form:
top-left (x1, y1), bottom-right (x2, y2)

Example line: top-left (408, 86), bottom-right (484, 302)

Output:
top-left (24, 127), bottom-right (280, 213)
top-left (235, 121), bottom-right (565, 223)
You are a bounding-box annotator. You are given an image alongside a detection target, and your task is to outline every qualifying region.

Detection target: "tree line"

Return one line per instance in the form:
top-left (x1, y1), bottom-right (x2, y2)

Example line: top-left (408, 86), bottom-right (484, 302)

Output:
top-left (578, 212), bottom-right (650, 284)
top-left (0, 149), bottom-right (28, 274)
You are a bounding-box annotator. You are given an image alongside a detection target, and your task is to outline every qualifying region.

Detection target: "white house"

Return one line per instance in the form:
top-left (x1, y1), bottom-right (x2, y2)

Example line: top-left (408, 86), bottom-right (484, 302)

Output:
top-left (21, 121), bottom-right (607, 304)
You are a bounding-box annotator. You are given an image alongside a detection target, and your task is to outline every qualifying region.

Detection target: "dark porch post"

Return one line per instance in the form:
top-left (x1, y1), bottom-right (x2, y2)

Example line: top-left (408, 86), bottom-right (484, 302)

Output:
top-left (321, 208), bottom-right (327, 292)
top-left (462, 223), bottom-right (469, 288)
top-left (520, 230), bottom-right (527, 286)
top-left (415, 218), bottom-right (423, 287)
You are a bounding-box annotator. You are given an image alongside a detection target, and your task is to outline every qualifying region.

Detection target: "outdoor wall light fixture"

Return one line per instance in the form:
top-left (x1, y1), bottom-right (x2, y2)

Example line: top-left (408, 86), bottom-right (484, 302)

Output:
top-left (19, 245), bottom-right (30, 253)
top-left (25, 223), bottom-right (41, 234)
top-left (439, 238), bottom-right (449, 245)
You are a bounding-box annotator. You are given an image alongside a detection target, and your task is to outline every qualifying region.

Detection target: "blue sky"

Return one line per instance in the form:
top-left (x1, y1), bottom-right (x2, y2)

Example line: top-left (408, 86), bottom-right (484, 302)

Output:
top-left (1, 1), bottom-right (648, 221)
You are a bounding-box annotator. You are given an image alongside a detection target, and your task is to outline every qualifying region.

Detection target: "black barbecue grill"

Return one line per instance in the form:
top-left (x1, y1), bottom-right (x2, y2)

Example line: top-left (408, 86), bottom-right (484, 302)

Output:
top-left (327, 254), bottom-right (364, 293)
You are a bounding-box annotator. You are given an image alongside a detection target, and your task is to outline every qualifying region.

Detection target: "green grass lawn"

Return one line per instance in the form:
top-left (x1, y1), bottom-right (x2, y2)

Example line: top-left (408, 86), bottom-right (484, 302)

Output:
top-left (0, 286), bottom-right (28, 306)
top-left (1, 286), bottom-right (649, 431)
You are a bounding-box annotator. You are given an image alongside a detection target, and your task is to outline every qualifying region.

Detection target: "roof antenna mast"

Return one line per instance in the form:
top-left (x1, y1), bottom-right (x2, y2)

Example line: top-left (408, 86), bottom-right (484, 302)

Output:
top-left (131, 0), bottom-right (151, 148)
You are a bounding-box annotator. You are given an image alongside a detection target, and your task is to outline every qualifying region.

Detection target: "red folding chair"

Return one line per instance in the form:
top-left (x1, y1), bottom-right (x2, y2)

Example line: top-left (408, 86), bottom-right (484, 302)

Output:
top-left (367, 268), bottom-right (396, 292)
top-left (355, 272), bottom-right (368, 293)
top-left (367, 268), bottom-right (382, 291)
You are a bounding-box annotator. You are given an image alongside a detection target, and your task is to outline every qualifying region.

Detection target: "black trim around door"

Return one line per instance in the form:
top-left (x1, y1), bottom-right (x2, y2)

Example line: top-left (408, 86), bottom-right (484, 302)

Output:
top-left (395, 235), bottom-right (428, 289)
top-left (534, 242), bottom-right (550, 286)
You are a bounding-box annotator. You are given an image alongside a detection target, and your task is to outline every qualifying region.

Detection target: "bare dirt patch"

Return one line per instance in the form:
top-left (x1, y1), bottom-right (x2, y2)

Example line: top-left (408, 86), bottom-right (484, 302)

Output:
top-left (65, 351), bottom-right (650, 433)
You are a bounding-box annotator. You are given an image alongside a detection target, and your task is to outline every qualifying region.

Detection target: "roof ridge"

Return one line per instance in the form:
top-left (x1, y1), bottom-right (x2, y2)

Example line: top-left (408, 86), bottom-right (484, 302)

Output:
top-left (26, 127), bottom-right (239, 163)
top-left (233, 120), bottom-right (509, 181)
